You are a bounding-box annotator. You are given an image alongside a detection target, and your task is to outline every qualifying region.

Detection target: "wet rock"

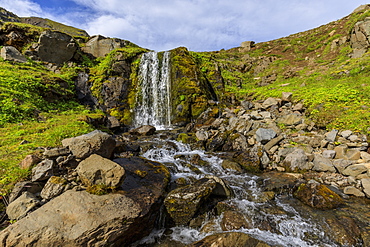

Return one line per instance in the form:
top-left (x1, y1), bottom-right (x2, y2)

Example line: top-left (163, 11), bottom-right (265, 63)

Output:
top-left (164, 176), bottom-right (232, 225)
top-left (312, 154), bottom-right (336, 173)
top-left (19, 154), bottom-right (41, 170)
top-left (6, 192), bottom-right (40, 220)
top-left (40, 176), bottom-right (67, 200)
top-left (343, 186), bottom-right (365, 197)
top-left (0, 157), bottom-right (170, 246)
top-left (62, 130), bottom-right (116, 159)
top-left (222, 160), bottom-right (243, 172)
top-left (324, 215), bottom-right (363, 246)
top-left (294, 181), bottom-right (343, 209)
top-left (129, 125), bottom-right (156, 136)
top-left (0, 46), bottom-right (27, 63)
top-left (255, 128), bottom-right (277, 144)
top-left (282, 148), bottom-right (311, 172)
top-left (76, 154), bottom-right (125, 188)
top-left (31, 159), bottom-right (56, 182)
top-left (187, 232), bottom-right (270, 247)
top-left (221, 210), bottom-right (252, 231)
top-left (261, 172), bottom-right (303, 193)
top-left (223, 132), bottom-right (248, 151)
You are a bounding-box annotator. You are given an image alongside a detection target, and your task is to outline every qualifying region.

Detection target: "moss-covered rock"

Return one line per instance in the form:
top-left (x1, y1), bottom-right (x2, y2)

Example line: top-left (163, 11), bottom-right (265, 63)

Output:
top-left (169, 47), bottom-right (219, 124)
top-left (294, 182), bottom-right (343, 209)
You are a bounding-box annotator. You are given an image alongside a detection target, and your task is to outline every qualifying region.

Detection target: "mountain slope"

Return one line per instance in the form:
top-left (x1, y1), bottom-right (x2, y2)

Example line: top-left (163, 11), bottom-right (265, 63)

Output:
top-left (192, 5), bottom-right (370, 133)
top-left (0, 7), bottom-right (89, 37)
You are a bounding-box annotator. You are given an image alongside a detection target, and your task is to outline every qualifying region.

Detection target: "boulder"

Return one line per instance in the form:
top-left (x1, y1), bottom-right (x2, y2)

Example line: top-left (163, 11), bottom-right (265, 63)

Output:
top-left (35, 30), bottom-right (77, 64)
top-left (62, 130), bottom-right (116, 159)
top-left (129, 125), bottom-right (156, 136)
top-left (294, 181), bottom-right (343, 209)
top-left (343, 186), bottom-right (365, 197)
top-left (282, 148), bottom-right (311, 172)
top-left (221, 211), bottom-right (252, 231)
top-left (31, 159), bottom-right (56, 182)
top-left (350, 17), bottom-right (370, 58)
top-left (81, 35), bottom-right (131, 58)
top-left (0, 46), bottom-right (27, 63)
top-left (76, 154), bottom-right (125, 188)
top-left (312, 154), bottom-right (336, 173)
top-left (164, 176), bottom-right (232, 225)
top-left (261, 172), bottom-right (303, 193)
top-left (342, 164), bottom-right (368, 177)
top-left (19, 154), bottom-right (41, 169)
top-left (255, 128), bottom-right (277, 144)
top-left (0, 157), bottom-right (170, 246)
top-left (188, 232), bottom-right (270, 247)
top-left (40, 176), bottom-right (67, 200)
top-left (240, 41), bottom-right (255, 51)
top-left (6, 192), bottom-right (40, 220)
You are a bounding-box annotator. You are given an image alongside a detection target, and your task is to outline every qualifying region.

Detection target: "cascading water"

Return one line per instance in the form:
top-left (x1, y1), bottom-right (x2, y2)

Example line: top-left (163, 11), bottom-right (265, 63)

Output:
top-left (136, 138), bottom-right (338, 247)
top-left (134, 51), bottom-right (171, 129)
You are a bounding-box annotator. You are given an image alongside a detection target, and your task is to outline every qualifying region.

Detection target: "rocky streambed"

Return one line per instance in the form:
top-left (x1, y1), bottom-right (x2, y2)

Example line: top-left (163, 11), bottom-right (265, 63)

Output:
top-left (1, 95), bottom-right (370, 246)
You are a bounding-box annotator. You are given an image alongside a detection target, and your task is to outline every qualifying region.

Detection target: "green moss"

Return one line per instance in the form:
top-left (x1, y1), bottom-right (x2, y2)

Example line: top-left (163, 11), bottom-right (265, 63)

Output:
top-left (86, 184), bottom-right (113, 195)
top-left (49, 176), bottom-right (67, 185)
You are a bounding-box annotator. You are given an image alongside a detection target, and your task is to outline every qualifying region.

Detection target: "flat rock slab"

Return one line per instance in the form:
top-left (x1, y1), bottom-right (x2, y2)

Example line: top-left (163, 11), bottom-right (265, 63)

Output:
top-left (0, 157), bottom-right (170, 247)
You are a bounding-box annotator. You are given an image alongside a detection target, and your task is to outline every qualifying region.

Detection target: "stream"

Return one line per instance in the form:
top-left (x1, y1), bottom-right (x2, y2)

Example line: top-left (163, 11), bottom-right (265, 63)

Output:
top-left (132, 136), bottom-right (340, 247)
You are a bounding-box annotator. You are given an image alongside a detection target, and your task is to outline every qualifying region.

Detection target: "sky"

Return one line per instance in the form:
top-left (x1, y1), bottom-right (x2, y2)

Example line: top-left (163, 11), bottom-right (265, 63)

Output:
top-left (0, 0), bottom-right (368, 51)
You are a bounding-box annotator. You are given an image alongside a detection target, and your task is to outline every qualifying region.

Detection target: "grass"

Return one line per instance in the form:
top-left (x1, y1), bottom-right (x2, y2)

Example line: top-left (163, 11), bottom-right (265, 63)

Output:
top-left (0, 108), bottom-right (102, 195)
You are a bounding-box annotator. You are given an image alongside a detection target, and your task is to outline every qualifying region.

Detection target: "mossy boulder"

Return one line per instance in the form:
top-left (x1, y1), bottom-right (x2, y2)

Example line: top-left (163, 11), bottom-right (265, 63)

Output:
top-left (169, 47), bottom-right (219, 124)
top-left (294, 182), bottom-right (343, 209)
top-left (164, 176), bottom-right (232, 225)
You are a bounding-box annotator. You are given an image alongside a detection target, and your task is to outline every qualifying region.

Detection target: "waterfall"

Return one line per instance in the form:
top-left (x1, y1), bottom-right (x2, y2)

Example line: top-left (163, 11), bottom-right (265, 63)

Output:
top-left (134, 51), bottom-right (171, 129)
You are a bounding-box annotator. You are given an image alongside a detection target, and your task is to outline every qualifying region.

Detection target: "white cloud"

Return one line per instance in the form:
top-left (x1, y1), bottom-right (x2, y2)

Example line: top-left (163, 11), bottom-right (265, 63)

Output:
top-left (1, 0), bottom-right (369, 51)
top-left (0, 0), bottom-right (42, 16)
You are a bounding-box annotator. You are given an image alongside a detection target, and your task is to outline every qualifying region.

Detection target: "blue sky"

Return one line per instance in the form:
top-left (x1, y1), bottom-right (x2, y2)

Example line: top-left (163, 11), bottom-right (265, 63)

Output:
top-left (0, 0), bottom-right (368, 51)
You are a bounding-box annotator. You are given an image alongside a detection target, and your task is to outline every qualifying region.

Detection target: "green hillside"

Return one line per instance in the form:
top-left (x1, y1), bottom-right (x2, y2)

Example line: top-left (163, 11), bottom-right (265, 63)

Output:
top-left (192, 7), bottom-right (370, 133)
